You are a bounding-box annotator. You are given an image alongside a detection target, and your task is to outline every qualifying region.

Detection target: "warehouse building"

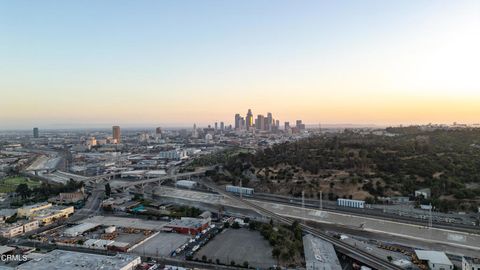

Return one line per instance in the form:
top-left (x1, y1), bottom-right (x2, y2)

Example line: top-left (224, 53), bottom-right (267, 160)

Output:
top-left (462, 256), bottom-right (480, 270)
top-left (0, 220), bottom-right (39, 238)
top-left (17, 202), bottom-right (52, 217)
top-left (303, 234), bottom-right (342, 270)
top-left (165, 217), bottom-right (210, 235)
top-left (64, 222), bottom-right (100, 237)
top-left (32, 206), bottom-right (74, 225)
top-left (415, 250), bottom-right (453, 270)
top-left (17, 250), bottom-right (141, 270)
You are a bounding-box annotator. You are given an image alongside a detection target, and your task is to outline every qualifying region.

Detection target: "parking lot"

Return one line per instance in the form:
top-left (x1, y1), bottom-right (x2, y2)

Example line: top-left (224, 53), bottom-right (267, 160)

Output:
top-left (132, 232), bottom-right (190, 257)
top-left (194, 228), bottom-right (276, 269)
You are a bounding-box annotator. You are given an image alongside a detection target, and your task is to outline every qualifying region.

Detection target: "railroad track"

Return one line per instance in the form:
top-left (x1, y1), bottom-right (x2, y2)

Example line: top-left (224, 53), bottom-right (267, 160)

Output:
top-left (199, 179), bottom-right (404, 270)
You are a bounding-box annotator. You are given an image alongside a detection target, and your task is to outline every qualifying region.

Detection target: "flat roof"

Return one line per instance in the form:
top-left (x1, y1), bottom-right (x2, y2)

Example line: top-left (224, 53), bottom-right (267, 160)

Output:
top-left (64, 223), bottom-right (100, 236)
top-left (0, 246), bottom-right (15, 255)
top-left (166, 217), bottom-right (206, 229)
top-left (303, 234), bottom-right (342, 270)
top-left (17, 250), bottom-right (140, 270)
top-left (19, 202), bottom-right (51, 210)
top-left (415, 250), bottom-right (453, 266)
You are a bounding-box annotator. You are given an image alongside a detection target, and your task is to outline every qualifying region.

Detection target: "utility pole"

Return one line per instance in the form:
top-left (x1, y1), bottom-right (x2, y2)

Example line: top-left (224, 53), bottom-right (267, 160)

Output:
top-left (429, 203), bottom-right (433, 228)
top-left (302, 190), bottom-right (305, 224)
top-left (319, 190), bottom-right (323, 211)
top-left (239, 179), bottom-right (243, 200)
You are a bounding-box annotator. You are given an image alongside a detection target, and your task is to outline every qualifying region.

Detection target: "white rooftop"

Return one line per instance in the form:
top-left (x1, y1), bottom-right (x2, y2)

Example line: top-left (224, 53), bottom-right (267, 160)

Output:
top-left (0, 245), bottom-right (15, 255)
top-left (415, 250), bottom-right (453, 266)
top-left (64, 222), bottom-right (100, 236)
top-left (17, 250), bottom-right (140, 270)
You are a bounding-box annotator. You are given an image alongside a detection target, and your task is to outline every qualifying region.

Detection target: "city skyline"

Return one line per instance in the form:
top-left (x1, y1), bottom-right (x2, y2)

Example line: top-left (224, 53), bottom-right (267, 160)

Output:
top-left (1, 1), bottom-right (480, 129)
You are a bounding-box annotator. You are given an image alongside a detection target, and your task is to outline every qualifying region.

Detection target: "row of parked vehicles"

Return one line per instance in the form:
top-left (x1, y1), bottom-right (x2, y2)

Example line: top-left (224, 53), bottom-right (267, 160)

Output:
top-left (171, 223), bottom-right (222, 259)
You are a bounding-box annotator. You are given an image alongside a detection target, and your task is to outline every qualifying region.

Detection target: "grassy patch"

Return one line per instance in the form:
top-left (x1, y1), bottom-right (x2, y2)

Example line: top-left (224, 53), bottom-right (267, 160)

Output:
top-left (0, 176), bottom-right (41, 193)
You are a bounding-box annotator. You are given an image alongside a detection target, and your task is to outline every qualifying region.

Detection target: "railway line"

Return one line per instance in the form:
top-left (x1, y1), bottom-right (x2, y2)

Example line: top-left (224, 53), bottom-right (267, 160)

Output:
top-left (198, 178), bottom-right (403, 270)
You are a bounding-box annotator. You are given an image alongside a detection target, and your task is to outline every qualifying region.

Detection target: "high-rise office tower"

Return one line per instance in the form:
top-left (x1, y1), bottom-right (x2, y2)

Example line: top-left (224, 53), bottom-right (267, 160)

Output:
top-left (112, 126), bottom-right (121, 143)
top-left (284, 122), bottom-right (290, 131)
top-left (256, 115), bottom-right (265, 130)
top-left (235, 114), bottom-right (241, 130)
top-left (240, 117), bottom-right (245, 130)
top-left (192, 123), bottom-right (198, 138)
top-left (220, 122), bottom-right (224, 131)
top-left (155, 127), bottom-right (162, 139)
top-left (214, 122), bottom-right (218, 131)
top-left (266, 112), bottom-right (273, 131)
top-left (296, 120), bottom-right (306, 130)
top-left (246, 109), bottom-right (253, 130)
top-left (33, 127), bottom-right (39, 138)
top-left (275, 120), bottom-right (280, 129)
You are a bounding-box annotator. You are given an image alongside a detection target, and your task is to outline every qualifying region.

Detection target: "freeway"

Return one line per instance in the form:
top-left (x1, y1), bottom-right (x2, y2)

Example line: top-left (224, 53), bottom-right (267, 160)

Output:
top-left (253, 193), bottom-right (480, 234)
top-left (113, 169), bottom-right (209, 189)
top-left (198, 178), bottom-right (403, 270)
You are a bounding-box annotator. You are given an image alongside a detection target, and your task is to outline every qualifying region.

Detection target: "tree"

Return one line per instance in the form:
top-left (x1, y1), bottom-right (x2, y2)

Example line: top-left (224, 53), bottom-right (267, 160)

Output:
top-left (387, 256), bottom-right (393, 262)
top-left (272, 247), bottom-right (281, 259)
top-left (243, 261), bottom-right (249, 268)
top-left (223, 222), bottom-right (230, 228)
top-left (201, 255), bottom-right (207, 262)
top-left (232, 222), bottom-right (240, 229)
top-left (230, 260), bottom-right (236, 266)
top-left (16, 184), bottom-right (31, 199)
top-left (105, 183), bottom-right (111, 197)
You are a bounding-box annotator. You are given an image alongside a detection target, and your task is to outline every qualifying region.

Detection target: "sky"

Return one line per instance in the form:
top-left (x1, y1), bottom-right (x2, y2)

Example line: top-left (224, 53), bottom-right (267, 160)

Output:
top-left (1, 0), bottom-right (480, 129)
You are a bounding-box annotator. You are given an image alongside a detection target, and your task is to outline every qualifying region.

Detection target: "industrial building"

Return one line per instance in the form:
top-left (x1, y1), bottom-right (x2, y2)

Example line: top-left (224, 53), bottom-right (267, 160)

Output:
top-left (57, 191), bottom-right (85, 203)
top-left (0, 220), bottom-right (39, 238)
top-left (462, 256), bottom-right (480, 270)
top-left (414, 250), bottom-right (453, 270)
top-left (64, 223), bottom-right (100, 237)
top-left (165, 217), bottom-right (210, 235)
top-left (31, 206), bottom-right (74, 225)
top-left (0, 209), bottom-right (16, 222)
top-left (303, 234), bottom-right (342, 270)
top-left (17, 249), bottom-right (141, 270)
top-left (17, 202), bottom-right (52, 217)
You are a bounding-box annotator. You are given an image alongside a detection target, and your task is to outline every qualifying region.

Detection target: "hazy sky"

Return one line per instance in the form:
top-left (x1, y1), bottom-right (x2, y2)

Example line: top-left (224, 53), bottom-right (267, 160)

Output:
top-left (1, 1), bottom-right (479, 129)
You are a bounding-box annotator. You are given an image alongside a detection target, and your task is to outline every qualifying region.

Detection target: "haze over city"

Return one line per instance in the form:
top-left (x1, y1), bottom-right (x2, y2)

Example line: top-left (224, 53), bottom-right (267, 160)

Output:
top-left (2, 1), bottom-right (480, 270)
top-left (1, 0), bottom-right (480, 129)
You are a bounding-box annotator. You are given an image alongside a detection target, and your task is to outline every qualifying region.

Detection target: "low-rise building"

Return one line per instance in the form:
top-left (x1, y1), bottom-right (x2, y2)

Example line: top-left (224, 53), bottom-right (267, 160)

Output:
top-left (462, 256), bottom-right (480, 270)
top-left (415, 188), bottom-right (431, 199)
top-left (0, 209), bottom-right (17, 223)
top-left (415, 250), bottom-right (453, 270)
top-left (0, 223), bottom-right (23, 238)
top-left (17, 202), bottom-right (52, 218)
top-left (17, 250), bottom-right (141, 270)
top-left (0, 220), bottom-right (39, 238)
top-left (165, 217), bottom-right (210, 235)
top-left (64, 223), bottom-right (100, 237)
top-left (31, 206), bottom-right (74, 225)
top-left (58, 191), bottom-right (85, 203)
